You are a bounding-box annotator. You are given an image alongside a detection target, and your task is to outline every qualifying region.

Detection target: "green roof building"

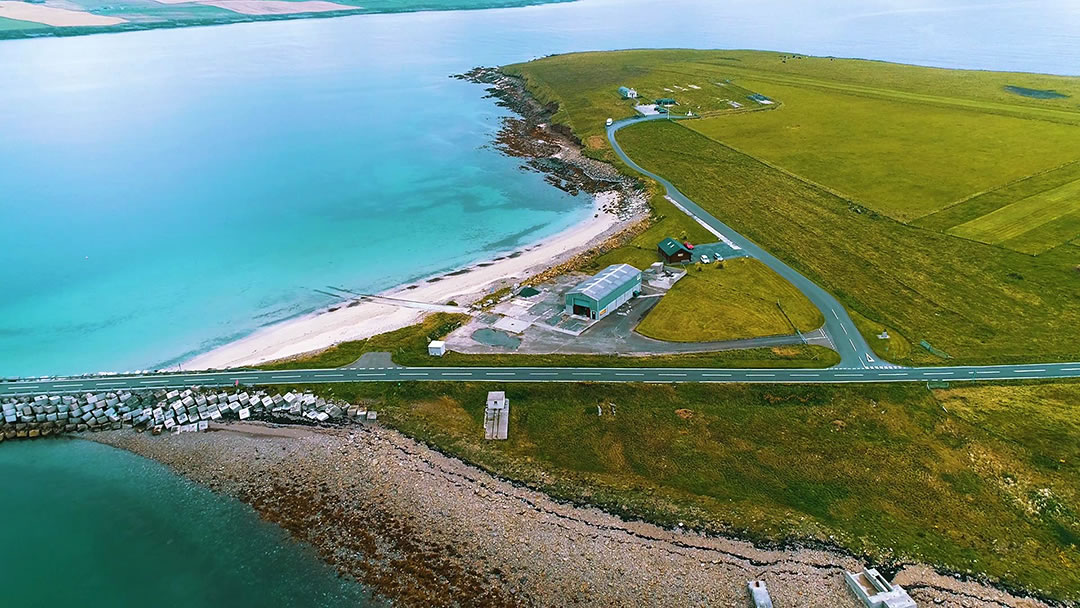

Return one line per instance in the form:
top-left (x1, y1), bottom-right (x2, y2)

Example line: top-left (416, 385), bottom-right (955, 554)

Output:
top-left (657, 237), bottom-right (692, 263)
top-left (564, 264), bottom-right (642, 321)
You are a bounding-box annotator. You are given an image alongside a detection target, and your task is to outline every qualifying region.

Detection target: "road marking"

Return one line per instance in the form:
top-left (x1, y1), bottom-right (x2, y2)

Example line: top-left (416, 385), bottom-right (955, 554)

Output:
top-left (485, 372), bottom-right (515, 376)
top-left (270, 375), bottom-right (301, 380)
top-left (15, 384), bottom-right (39, 389)
top-left (616, 373), bottom-right (644, 377)
top-left (99, 382), bottom-right (126, 387)
top-left (1014, 369), bottom-right (1045, 373)
top-left (975, 370), bottom-right (1000, 375)
top-left (835, 374), bottom-right (863, 378)
top-left (831, 310), bottom-right (838, 320)
top-left (702, 373), bottom-right (731, 377)
top-left (353, 373), bottom-right (386, 377)
top-left (790, 373), bottom-right (819, 377)
top-left (314, 373), bottom-right (344, 378)
top-left (400, 373), bottom-right (429, 377)
top-left (442, 372), bottom-right (473, 376)
top-left (925, 372), bottom-right (953, 376)
top-left (841, 324), bottom-right (848, 335)
top-left (1062, 367), bottom-right (1080, 372)
top-left (848, 339), bottom-right (857, 351)
top-left (529, 372), bottom-right (557, 376)
top-left (747, 373), bottom-right (775, 378)
top-left (880, 372), bottom-right (908, 377)
top-left (52, 383), bottom-right (83, 388)
top-left (140, 379), bottom-right (168, 384)
top-left (659, 373), bottom-right (686, 377)
top-left (573, 372), bottom-right (601, 376)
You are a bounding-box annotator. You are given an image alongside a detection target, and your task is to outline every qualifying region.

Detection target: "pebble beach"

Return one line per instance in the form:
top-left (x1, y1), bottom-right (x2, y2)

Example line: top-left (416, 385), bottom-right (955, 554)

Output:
top-left (94, 422), bottom-right (1052, 608)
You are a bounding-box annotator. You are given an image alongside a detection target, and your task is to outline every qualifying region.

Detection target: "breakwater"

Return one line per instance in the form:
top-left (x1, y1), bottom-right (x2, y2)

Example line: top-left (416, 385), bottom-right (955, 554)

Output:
top-left (0, 387), bottom-right (371, 441)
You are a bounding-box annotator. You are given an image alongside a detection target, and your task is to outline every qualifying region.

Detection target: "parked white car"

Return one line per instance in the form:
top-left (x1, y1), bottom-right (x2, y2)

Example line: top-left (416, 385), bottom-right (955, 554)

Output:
top-left (606, 117), bottom-right (614, 126)
top-left (700, 254), bottom-right (710, 264)
top-left (714, 253), bottom-right (724, 262)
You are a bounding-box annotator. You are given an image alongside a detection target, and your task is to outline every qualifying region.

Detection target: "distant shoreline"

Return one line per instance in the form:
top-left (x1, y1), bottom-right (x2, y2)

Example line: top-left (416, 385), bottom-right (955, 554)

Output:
top-left (0, 0), bottom-right (576, 42)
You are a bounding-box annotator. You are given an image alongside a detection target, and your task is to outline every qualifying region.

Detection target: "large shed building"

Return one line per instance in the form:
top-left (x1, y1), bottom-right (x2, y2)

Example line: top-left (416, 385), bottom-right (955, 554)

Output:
top-left (564, 263), bottom-right (642, 321)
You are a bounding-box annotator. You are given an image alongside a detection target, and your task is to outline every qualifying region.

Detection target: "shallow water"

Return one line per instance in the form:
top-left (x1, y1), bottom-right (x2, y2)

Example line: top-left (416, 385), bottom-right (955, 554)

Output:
top-left (0, 439), bottom-right (380, 607)
top-left (0, 0), bottom-right (1077, 377)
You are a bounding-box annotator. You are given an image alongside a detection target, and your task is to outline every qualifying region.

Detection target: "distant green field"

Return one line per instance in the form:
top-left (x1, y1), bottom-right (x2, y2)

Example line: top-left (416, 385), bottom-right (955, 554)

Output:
top-left (686, 77), bottom-right (1080, 221)
top-left (0, 16), bottom-right (45, 31)
top-left (510, 50), bottom-right (1080, 364)
top-left (636, 257), bottom-right (823, 342)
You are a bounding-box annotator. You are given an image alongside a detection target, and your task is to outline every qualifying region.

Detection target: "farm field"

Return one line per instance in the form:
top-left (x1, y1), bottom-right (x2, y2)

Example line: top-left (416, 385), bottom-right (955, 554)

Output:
top-left (636, 257), bottom-right (823, 342)
top-left (510, 50), bottom-right (1080, 364)
top-left (304, 379), bottom-right (1080, 603)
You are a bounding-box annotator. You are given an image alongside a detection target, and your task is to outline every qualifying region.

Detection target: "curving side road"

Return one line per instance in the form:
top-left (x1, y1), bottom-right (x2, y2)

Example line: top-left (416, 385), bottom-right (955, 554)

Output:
top-left (607, 115), bottom-right (876, 368)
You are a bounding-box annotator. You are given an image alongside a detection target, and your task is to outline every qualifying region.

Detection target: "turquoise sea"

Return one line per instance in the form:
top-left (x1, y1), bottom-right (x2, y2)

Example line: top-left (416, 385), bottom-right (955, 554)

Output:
top-left (0, 439), bottom-right (381, 607)
top-left (1, 1), bottom-right (1079, 606)
top-left (0, 0), bottom-right (1078, 378)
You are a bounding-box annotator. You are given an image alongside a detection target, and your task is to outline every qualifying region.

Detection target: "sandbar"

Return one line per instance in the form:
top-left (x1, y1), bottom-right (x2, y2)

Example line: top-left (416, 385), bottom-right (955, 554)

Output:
top-left (0, 2), bottom-right (126, 26)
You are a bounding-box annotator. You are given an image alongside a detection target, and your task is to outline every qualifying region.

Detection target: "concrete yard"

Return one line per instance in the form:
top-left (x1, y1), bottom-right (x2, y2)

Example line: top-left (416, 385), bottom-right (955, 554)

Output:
top-left (444, 265), bottom-right (823, 356)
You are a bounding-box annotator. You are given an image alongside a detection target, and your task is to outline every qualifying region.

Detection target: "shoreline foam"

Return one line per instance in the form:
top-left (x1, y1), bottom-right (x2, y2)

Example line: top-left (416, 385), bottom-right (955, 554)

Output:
top-left (184, 191), bottom-right (637, 370)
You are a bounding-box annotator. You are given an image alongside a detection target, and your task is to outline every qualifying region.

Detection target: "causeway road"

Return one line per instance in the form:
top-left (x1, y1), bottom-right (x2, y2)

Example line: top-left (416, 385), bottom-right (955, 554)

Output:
top-left (607, 115), bottom-right (877, 369)
top-left (3, 362), bottom-right (1080, 396)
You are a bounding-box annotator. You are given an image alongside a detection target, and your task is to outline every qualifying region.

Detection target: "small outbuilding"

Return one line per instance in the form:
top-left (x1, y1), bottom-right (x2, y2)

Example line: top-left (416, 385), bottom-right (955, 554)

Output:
top-left (844, 568), bottom-right (917, 608)
top-left (485, 391), bottom-right (510, 440)
top-left (565, 263), bottom-right (642, 321)
top-left (657, 237), bottom-right (693, 263)
top-left (427, 340), bottom-right (446, 357)
top-left (618, 86), bottom-right (639, 99)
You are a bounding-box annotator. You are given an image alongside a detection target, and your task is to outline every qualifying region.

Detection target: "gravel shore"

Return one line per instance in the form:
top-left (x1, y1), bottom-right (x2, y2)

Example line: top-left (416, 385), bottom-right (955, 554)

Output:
top-left (92, 422), bottom-right (1052, 608)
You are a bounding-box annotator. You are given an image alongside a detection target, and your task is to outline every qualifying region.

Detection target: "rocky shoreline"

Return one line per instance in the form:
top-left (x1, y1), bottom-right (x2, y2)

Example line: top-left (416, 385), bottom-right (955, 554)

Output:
top-left (93, 422), bottom-right (1053, 608)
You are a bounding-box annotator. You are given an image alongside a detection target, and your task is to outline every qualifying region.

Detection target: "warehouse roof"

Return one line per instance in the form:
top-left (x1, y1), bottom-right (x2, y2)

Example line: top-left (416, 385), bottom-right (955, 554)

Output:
top-left (567, 264), bottom-right (641, 302)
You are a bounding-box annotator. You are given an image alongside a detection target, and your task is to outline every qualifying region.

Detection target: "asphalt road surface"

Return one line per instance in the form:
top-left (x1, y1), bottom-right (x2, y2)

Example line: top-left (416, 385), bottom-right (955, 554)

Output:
top-left (4, 362), bottom-right (1080, 396)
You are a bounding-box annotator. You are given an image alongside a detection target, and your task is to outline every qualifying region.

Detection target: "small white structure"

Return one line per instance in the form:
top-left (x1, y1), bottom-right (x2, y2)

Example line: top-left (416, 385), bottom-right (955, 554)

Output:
top-left (844, 568), bottom-right (917, 608)
top-left (747, 580), bottom-right (774, 608)
top-left (484, 391), bottom-right (510, 440)
top-left (428, 340), bottom-right (446, 357)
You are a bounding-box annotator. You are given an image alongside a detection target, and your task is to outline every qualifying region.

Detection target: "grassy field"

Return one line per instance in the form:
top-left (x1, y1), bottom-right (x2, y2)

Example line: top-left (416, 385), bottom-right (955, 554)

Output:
top-left (260, 312), bottom-right (841, 370)
top-left (636, 257), bottom-right (823, 342)
top-left (586, 191), bottom-right (715, 271)
top-left (686, 78), bottom-right (1080, 221)
top-left (298, 379), bottom-right (1080, 602)
top-left (509, 50), bottom-right (1080, 364)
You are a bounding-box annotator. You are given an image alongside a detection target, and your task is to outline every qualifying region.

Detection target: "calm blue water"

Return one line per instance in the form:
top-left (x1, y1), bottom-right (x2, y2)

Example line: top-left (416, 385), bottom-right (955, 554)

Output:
top-left (0, 439), bottom-right (381, 607)
top-left (0, 0), bottom-right (1077, 378)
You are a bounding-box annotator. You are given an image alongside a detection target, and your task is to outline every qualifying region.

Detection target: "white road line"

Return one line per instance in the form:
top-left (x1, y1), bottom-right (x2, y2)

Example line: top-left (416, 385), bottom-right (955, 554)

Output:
top-left (976, 370), bottom-right (1000, 374)
top-left (442, 372), bottom-right (473, 376)
top-left (573, 372), bottom-right (601, 376)
top-left (1062, 367), bottom-right (1080, 372)
top-left (16, 384), bottom-right (39, 389)
top-left (835, 374), bottom-right (863, 378)
top-left (790, 373), bottom-right (819, 377)
top-left (270, 375), bottom-right (301, 380)
top-left (400, 373), bottom-right (429, 377)
top-left (659, 373), bottom-right (686, 377)
top-left (831, 310), bottom-right (838, 320)
top-left (615, 373), bottom-right (644, 377)
top-left (841, 325), bottom-right (848, 335)
top-left (1014, 369), bottom-right (1045, 373)
top-left (747, 373), bottom-right (775, 377)
top-left (702, 373), bottom-right (731, 377)
top-left (485, 372), bottom-right (515, 376)
top-left (314, 373), bottom-right (344, 378)
top-left (529, 372), bottom-right (557, 376)
top-left (880, 372), bottom-right (908, 377)
top-left (52, 383), bottom-right (82, 387)
top-left (140, 380), bottom-right (168, 384)
top-left (925, 372), bottom-right (953, 376)
top-left (352, 373), bottom-right (386, 377)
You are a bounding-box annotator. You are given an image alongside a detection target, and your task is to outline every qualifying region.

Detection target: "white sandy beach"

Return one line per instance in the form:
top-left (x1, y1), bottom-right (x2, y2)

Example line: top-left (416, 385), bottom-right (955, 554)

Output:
top-left (0, 2), bottom-right (126, 26)
top-left (185, 192), bottom-right (635, 370)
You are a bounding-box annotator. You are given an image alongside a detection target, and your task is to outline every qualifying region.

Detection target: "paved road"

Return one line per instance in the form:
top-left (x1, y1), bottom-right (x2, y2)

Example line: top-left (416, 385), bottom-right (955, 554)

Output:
top-left (4, 362), bottom-right (1080, 396)
top-left (606, 115), bottom-right (877, 368)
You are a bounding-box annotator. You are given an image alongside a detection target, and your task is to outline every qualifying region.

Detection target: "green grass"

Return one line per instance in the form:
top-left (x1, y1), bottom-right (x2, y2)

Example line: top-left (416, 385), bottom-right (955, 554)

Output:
top-left (0, 16), bottom-right (46, 31)
top-left (636, 257), bottom-right (823, 342)
top-left (260, 312), bottom-right (841, 370)
top-left (945, 173), bottom-right (1080, 254)
top-left (615, 121), bottom-right (1080, 365)
top-left (299, 379), bottom-right (1080, 603)
top-left (685, 78), bottom-right (1080, 221)
top-left (586, 192), bottom-right (715, 270)
top-left (507, 50), bottom-right (1080, 365)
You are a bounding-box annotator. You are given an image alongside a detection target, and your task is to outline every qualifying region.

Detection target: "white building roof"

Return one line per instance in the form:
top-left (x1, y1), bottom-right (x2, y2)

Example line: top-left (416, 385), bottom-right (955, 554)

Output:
top-left (567, 264), bottom-right (640, 303)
